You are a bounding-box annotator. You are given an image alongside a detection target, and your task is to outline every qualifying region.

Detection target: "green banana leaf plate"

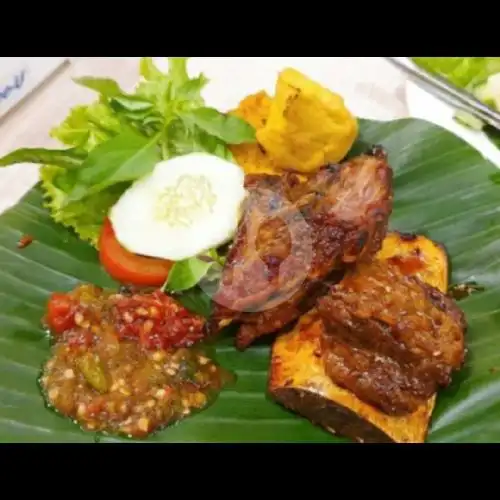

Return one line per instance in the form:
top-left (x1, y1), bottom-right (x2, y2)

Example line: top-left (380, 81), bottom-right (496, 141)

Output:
top-left (1, 110), bottom-right (500, 442)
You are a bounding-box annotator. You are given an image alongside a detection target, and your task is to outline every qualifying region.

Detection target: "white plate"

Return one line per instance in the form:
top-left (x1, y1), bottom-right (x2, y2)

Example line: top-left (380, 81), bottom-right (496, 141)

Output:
top-left (405, 79), bottom-right (500, 168)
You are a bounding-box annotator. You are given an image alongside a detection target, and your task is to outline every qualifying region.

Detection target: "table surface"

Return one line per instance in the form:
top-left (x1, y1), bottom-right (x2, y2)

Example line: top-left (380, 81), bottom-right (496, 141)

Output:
top-left (0, 57), bottom-right (410, 214)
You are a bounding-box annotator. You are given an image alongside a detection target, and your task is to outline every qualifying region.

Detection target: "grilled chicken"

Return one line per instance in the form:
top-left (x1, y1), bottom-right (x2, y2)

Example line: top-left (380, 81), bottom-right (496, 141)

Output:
top-left (210, 146), bottom-right (394, 349)
top-left (317, 259), bottom-right (467, 415)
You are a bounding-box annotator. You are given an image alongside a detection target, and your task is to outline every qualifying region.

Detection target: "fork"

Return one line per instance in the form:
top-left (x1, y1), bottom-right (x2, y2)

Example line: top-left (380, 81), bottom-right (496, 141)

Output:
top-left (384, 57), bottom-right (500, 131)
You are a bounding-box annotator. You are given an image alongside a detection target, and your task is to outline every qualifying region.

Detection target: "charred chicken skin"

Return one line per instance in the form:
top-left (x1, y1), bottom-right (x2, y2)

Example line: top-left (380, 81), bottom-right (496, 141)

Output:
top-left (210, 146), bottom-right (394, 349)
top-left (317, 259), bottom-right (467, 416)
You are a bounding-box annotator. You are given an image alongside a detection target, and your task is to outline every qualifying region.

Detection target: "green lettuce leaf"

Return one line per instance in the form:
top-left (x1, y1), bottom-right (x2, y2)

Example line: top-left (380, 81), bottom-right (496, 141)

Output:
top-left (35, 100), bottom-right (130, 245)
top-left (413, 57), bottom-right (500, 148)
top-left (40, 165), bottom-right (125, 247)
top-left (164, 257), bottom-right (214, 293)
top-left (72, 77), bottom-right (124, 98)
top-left (412, 57), bottom-right (500, 89)
top-left (50, 101), bottom-right (122, 151)
top-left (140, 57), bottom-right (164, 81)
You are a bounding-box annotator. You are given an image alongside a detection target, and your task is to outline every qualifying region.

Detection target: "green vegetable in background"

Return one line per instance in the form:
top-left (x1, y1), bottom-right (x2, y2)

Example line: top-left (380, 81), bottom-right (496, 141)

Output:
top-left (0, 57), bottom-right (256, 248)
top-left (412, 57), bottom-right (500, 90)
top-left (412, 57), bottom-right (500, 146)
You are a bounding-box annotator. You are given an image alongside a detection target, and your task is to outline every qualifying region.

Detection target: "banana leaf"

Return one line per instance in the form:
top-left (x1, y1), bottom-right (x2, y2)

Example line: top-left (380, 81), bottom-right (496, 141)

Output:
top-left (1, 117), bottom-right (499, 443)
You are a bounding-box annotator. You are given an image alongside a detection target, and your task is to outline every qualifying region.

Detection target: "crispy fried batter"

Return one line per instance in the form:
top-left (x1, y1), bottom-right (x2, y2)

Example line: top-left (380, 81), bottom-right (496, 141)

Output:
top-left (317, 259), bottom-right (467, 415)
top-left (256, 68), bottom-right (359, 172)
top-left (228, 91), bottom-right (282, 176)
top-left (210, 147), bottom-right (393, 349)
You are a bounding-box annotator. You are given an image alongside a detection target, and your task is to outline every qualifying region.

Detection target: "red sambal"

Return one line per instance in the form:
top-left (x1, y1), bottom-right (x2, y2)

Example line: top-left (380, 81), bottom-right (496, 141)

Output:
top-left (40, 284), bottom-right (233, 439)
top-left (45, 285), bottom-right (206, 350)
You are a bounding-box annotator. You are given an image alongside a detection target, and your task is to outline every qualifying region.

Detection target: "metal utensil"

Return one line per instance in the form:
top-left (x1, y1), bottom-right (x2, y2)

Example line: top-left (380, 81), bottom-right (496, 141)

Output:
top-left (384, 57), bottom-right (500, 131)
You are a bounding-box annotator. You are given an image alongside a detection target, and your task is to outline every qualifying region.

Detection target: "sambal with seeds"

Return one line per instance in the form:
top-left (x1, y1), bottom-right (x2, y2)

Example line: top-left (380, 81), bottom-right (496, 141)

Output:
top-left (44, 285), bottom-right (207, 350)
top-left (40, 284), bottom-right (233, 439)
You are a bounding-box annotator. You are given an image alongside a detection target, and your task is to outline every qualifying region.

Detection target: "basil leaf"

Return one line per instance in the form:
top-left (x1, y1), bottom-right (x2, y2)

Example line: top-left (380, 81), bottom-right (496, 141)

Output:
top-left (111, 95), bottom-right (154, 113)
top-left (180, 107), bottom-right (256, 144)
top-left (65, 128), bottom-right (161, 202)
top-left (109, 96), bottom-right (159, 125)
top-left (73, 77), bottom-right (123, 98)
top-left (168, 58), bottom-right (190, 88)
top-left (166, 119), bottom-right (233, 160)
top-left (176, 287), bottom-right (213, 318)
top-left (176, 75), bottom-right (209, 106)
top-left (164, 257), bottom-right (214, 293)
top-left (0, 147), bottom-right (86, 169)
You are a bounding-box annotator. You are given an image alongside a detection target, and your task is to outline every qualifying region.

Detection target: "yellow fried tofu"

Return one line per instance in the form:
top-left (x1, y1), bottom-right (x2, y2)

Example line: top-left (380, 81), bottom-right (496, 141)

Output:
top-left (229, 90), bottom-right (272, 130)
top-left (268, 231), bottom-right (449, 443)
top-left (256, 68), bottom-right (358, 173)
top-left (228, 91), bottom-right (282, 176)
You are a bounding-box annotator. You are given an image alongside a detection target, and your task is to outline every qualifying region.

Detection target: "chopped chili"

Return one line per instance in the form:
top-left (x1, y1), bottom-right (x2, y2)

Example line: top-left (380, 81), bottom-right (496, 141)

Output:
top-left (387, 255), bottom-right (424, 276)
top-left (44, 285), bottom-right (206, 350)
top-left (17, 234), bottom-right (33, 249)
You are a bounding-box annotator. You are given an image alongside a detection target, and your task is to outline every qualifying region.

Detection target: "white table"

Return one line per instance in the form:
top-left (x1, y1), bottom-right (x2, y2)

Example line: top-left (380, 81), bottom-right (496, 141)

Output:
top-left (0, 57), bottom-right (410, 214)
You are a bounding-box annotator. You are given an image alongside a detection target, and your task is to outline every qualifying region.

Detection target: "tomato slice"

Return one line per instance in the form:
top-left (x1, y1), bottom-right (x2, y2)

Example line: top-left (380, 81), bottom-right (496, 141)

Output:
top-left (98, 218), bottom-right (173, 287)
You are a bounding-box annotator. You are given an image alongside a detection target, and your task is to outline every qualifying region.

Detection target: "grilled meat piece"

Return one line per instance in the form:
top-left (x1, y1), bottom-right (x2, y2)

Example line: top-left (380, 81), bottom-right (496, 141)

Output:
top-left (234, 276), bottom-right (337, 349)
top-left (210, 147), bottom-right (393, 349)
top-left (212, 172), bottom-right (310, 314)
top-left (317, 259), bottom-right (467, 415)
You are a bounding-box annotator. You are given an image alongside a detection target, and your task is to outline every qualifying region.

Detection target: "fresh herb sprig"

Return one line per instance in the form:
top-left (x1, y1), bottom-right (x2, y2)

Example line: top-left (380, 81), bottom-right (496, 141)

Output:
top-left (0, 57), bottom-right (256, 247)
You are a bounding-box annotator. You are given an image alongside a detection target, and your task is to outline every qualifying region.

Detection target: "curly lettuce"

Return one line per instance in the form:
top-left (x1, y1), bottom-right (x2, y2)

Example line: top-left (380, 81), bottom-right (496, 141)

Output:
top-left (38, 100), bottom-right (127, 246)
top-left (50, 101), bottom-right (123, 151)
top-left (40, 165), bottom-right (124, 247)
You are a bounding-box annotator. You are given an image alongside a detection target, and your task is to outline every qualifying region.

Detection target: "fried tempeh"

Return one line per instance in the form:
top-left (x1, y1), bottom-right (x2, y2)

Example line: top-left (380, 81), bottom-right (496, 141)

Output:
top-left (269, 231), bottom-right (456, 443)
top-left (317, 258), bottom-right (466, 416)
top-left (211, 147), bottom-right (393, 349)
